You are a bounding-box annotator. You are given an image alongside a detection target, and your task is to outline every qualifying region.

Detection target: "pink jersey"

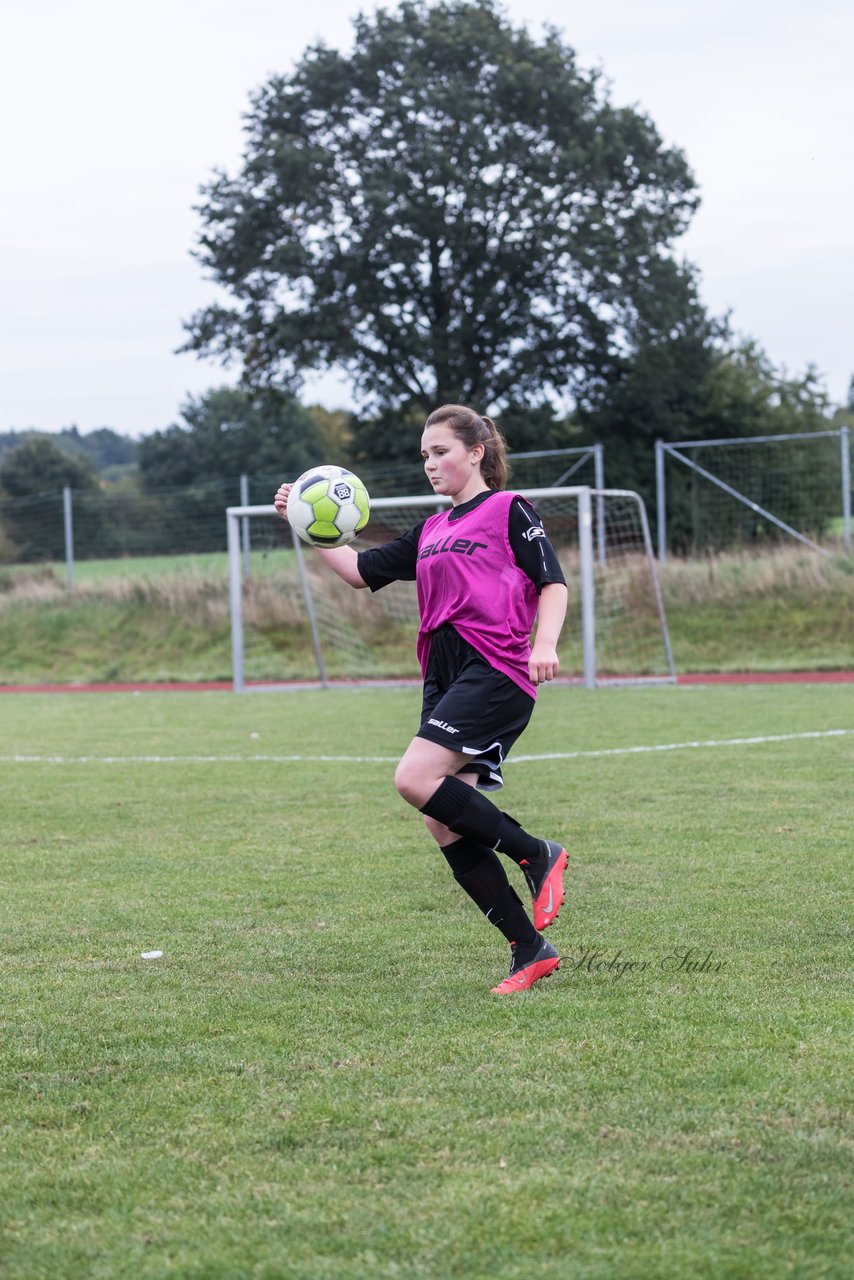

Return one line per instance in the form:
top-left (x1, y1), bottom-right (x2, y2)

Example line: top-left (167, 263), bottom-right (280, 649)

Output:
top-left (416, 490), bottom-right (539, 698)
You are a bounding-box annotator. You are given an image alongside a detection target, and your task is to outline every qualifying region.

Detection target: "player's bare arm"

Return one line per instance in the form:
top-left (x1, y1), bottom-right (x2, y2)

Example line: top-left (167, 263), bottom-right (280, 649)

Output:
top-left (529, 582), bottom-right (568, 684)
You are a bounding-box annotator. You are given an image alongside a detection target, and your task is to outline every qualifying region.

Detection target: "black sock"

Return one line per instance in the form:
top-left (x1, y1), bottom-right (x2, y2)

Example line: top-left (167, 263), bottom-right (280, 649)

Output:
top-left (422, 776), bottom-right (542, 865)
top-left (440, 838), bottom-right (538, 947)
top-left (439, 835), bottom-right (487, 878)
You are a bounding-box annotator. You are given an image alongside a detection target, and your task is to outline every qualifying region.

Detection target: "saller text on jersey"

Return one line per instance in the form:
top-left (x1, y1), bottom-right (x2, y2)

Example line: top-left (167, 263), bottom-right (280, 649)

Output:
top-left (415, 491), bottom-right (539, 699)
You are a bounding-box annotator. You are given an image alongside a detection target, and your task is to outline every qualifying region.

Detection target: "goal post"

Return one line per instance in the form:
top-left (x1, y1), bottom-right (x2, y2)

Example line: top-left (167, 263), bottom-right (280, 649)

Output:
top-left (226, 486), bottom-right (675, 692)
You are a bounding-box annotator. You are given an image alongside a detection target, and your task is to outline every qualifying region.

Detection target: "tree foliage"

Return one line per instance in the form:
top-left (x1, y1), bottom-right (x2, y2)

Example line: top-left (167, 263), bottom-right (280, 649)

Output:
top-left (305, 406), bottom-right (355, 462)
top-left (583, 331), bottom-right (833, 487)
top-left (0, 437), bottom-right (104, 563)
top-left (0, 436), bottom-right (100, 499)
top-left (0, 428), bottom-right (135, 475)
top-left (184, 0), bottom-right (702, 434)
top-left (137, 387), bottom-right (324, 490)
top-left (582, 335), bottom-right (835, 551)
top-left (577, 291), bottom-right (725, 490)
top-left (57, 426), bottom-right (138, 471)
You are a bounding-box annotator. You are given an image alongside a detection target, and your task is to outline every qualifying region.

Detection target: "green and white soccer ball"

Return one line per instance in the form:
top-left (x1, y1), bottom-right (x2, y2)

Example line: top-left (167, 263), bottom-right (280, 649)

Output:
top-left (287, 465), bottom-right (371, 548)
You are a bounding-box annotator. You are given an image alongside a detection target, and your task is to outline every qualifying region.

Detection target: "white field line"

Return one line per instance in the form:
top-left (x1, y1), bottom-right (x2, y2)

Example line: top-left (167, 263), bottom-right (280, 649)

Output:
top-left (2, 728), bottom-right (852, 767)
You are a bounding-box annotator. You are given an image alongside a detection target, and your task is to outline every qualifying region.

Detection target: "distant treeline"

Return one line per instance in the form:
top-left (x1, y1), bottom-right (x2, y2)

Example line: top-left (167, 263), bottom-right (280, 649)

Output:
top-left (0, 427), bottom-right (138, 474)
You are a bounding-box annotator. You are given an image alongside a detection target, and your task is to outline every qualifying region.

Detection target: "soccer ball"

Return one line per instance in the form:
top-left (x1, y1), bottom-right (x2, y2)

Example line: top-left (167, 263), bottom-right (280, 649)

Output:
top-left (287, 465), bottom-right (371, 548)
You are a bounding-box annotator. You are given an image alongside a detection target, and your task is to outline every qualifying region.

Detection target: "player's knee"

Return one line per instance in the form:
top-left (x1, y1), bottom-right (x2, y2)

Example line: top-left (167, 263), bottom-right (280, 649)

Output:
top-left (394, 759), bottom-right (425, 808)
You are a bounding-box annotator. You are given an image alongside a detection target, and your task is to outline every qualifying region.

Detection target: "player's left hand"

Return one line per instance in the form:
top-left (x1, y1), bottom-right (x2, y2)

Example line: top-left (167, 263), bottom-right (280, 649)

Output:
top-left (273, 483), bottom-right (293, 520)
top-left (529, 642), bottom-right (560, 685)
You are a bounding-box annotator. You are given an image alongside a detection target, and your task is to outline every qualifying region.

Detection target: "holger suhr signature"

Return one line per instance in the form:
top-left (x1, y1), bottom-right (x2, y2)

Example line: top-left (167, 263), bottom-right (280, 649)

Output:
top-left (571, 946), bottom-right (726, 981)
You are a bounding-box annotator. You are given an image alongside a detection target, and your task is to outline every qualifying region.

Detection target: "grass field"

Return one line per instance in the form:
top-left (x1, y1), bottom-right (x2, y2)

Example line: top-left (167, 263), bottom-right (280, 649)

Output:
top-left (1, 683), bottom-right (852, 1278)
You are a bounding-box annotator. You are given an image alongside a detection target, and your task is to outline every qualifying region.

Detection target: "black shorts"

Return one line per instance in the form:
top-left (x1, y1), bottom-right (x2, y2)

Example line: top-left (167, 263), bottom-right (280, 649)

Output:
top-left (417, 625), bottom-right (534, 791)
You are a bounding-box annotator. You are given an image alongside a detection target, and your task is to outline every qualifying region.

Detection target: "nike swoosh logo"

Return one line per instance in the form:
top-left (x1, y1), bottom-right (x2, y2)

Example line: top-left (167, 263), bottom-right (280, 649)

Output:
top-left (543, 882), bottom-right (554, 914)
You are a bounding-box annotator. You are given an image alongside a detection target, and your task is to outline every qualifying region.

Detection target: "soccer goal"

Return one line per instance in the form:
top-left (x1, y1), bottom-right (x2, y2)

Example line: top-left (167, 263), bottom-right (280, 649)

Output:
top-left (655, 427), bottom-right (852, 559)
top-left (225, 487), bottom-right (675, 691)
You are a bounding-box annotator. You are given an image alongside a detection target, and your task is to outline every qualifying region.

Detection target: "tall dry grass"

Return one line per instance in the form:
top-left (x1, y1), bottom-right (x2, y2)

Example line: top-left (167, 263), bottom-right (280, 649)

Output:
top-left (2, 544), bottom-right (851, 681)
top-left (6, 544), bottom-right (850, 614)
top-left (0, 565), bottom-right (233, 628)
top-left (658, 546), bottom-right (854, 606)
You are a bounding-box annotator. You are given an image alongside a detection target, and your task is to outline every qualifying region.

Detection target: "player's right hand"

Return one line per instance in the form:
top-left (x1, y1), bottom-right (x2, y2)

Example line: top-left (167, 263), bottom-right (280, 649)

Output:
top-left (273, 483), bottom-right (292, 520)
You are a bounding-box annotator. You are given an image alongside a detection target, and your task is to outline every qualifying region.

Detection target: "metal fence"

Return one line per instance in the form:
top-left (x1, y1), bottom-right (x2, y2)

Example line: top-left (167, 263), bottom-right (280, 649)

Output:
top-left (655, 427), bottom-right (852, 559)
top-left (0, 447), bottom-right (603, 583)
top-left (6, 430), bottom-right (852, 579)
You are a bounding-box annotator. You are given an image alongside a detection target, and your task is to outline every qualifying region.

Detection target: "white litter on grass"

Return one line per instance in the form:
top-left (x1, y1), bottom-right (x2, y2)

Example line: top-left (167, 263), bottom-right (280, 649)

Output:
top-left (140, 950), bottom-right (163, 960)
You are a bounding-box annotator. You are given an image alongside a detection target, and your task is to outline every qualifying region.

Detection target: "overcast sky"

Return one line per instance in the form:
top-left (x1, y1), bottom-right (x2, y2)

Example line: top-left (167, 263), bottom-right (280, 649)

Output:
top-left (2, 0), bottom-right (851, 438)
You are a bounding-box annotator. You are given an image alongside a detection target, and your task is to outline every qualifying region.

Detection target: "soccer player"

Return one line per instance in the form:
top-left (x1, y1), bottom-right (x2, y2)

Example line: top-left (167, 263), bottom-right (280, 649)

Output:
top-left (274, 404), bottom-right (569, 994)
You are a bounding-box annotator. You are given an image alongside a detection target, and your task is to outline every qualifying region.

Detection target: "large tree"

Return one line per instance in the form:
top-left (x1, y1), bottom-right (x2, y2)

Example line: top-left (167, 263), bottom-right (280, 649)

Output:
top-left (184, 0), bottom-right (702, 434)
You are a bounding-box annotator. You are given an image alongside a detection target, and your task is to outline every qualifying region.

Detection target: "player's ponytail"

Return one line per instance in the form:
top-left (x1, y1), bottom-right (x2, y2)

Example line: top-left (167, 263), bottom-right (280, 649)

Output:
top-left (424, 404), bottom-right (509, 490)
top-left (478, 414), bottom-right (509, 490)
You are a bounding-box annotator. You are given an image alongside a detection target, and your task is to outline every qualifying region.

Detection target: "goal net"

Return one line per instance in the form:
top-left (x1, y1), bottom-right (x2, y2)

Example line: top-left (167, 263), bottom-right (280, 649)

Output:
top-left (657, 429), bottom-right (851, 556)
top-left (226, 487), bottom-right (675, 690)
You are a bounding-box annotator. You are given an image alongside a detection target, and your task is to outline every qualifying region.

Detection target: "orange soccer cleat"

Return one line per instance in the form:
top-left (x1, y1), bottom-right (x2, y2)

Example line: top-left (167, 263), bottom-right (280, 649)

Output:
top-left (490, 936), bottom-right (560, 995)
top-left (520, 840), bottom-right (568, 931)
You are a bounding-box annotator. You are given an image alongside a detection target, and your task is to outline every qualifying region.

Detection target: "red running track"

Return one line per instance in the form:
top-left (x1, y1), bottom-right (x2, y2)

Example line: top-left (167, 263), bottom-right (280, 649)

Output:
top-left (1, 672), bottom-right (853, 694)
